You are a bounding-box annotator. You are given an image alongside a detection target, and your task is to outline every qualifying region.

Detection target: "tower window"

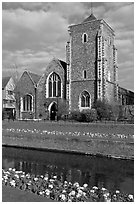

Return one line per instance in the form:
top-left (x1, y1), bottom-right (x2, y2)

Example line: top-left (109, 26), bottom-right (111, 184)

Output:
top-left (83, 70), bottom-right (87, 79)
top-left (82, 33), bottom-right (88, 43)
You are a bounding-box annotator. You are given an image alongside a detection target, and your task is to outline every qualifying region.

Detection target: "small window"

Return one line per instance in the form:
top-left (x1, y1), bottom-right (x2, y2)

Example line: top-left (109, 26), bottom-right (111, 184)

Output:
top-left (83, 70), bottom-right (87, 79)
top-left (82, 33), bottom-right (88, 43)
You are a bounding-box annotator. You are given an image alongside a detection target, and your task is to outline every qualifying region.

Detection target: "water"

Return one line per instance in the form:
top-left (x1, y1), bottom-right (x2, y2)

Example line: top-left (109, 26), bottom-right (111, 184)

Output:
top-left (2, 146), bottom-right (134, 194)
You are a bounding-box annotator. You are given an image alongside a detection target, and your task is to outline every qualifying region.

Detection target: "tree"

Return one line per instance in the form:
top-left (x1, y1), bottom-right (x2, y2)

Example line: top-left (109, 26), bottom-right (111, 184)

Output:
top-left (110, 102), bottom-right (120, 121)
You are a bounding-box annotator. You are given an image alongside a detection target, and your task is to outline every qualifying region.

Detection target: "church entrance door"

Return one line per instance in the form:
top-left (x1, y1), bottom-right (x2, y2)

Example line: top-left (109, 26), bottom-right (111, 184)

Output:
top-left (50, 102), bottom-right (57, 120)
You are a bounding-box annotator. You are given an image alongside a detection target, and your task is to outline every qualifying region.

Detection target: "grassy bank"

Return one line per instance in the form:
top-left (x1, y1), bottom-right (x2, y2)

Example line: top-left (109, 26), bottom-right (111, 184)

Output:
top-left (2, 185), bottom-right (54, 202)
top-left (2, 121), bottom-right (134, 159)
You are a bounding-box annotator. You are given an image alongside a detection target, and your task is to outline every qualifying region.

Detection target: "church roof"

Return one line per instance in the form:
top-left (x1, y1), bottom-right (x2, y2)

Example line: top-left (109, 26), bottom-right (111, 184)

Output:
top-left (27, 71), bottom-right (41, 86)
top-left (58, 60), bottom-right (67, 70)
top-left (82, 13), bottom-right (97, 23)
top-left (2, 76), bottom-right (11, 89)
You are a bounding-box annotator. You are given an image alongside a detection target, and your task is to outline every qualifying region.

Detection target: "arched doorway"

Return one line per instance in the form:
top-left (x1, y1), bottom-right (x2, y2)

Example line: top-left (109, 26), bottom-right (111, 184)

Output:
top-left (49, 102), bottom-right (57, 120)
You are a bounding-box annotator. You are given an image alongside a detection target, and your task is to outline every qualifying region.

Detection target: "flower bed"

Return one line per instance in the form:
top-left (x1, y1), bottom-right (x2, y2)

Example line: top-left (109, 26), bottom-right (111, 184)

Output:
top-left (2, 168), bottom-right (134, 202)
top-left (3, 127), bottom-right (134, 140)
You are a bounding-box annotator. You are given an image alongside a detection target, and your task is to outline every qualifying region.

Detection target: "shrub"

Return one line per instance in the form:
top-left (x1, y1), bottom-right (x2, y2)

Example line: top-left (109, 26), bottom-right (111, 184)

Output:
top-left (94, 100), bottom-right (112, 121)
top-left (81, 109), bottom-right (97, 122)
top-left (69, 111), bottom-right (83, 122)
top-left (69, 109), bottom-right (97, 122)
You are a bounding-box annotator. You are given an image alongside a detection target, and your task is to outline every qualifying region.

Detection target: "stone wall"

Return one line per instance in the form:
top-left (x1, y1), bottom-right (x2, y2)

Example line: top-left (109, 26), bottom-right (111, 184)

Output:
top-left (37, 59), bottom-right (66, 119)
top-left (70, 80), bottom-right (96, 111)
top-left (15, 71), bottom-right (36, 119)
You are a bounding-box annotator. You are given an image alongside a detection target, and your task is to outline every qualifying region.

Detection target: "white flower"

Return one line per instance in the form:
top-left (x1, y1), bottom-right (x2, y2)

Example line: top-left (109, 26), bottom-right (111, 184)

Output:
top-left (39, 191), bottom-right (44, 195)
top-left (103, 192), bottom-right (110, 197)
top-left (48, 184), bottom-right (53, 189)
top-left (45, 189), bottom-right (50, 196)
top-left (34, 177), bottom-right (38, 181)
top-left (104, 197), bottom-right (111, 202)
top-left (116, 190), bottom-right (120, 194)
top-left (69, 190), bottom-right (76, 196)
top-left (8, 168), bottom-right (12, 171)
top-left (93, 186), bottom-right (98, 190)
top-left (4, 175), bottom-right (8, 180)
top-left (101, 187), bottom-right (107, 191)
top-left (14, 174), bottom-right (19, 179)
top-left (10, 180), bottom-right (16, 187)
top-left (83, 183), bottom-right (88, 188)
top-left (68, 199), bottom-right (72, 202)
top-left (73, 182), bottom-right (80, 188)
top-left (90, 189), bottom-right (95, 193)
top-left (49, 179), bottom-right (54, 183)
top-left (82, 192), bottom-right (86, 197)
top-left (53, 175), bottom-right (57, 179)
top-left (60, 194), bottom-right (66, 200)
top-left (78, 189), bottom-right (83, 195)
top-left (76, 193), bottom-right (81, 198)
top-left (128, 194), bottom-right (133, 200)
top-left (44, 177), bottom-right (48, 181)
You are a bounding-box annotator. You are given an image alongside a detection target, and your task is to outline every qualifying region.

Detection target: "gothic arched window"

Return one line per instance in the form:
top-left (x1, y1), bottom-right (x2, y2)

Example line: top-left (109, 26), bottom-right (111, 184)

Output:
top-left (48, 72), bottom-right (61, 97)
top-left (23, 94), bottom-right (33, 111)
top-left (81, 91), bottom-right (90, 107)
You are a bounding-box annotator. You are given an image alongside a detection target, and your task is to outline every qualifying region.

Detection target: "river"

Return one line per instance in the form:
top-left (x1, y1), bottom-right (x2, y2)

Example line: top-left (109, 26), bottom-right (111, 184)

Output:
top-left (2, 146), bottom-right (134, 194)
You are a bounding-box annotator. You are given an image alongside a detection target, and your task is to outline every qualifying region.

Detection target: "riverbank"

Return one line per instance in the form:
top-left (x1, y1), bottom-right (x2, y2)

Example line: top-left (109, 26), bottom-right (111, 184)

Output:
top-left (2, 120), bottom-right (134, 160)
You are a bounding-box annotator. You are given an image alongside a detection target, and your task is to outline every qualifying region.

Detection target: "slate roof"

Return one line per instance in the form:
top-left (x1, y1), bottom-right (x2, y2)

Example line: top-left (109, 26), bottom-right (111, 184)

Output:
top-left (59, 60), bottom-right (67, 70)
top-left (2, 76), bottom-right (11, 89)
top-left (27, 71), bottom-right (41, 86)
top-left (82, 13), bottom-right (97, 23)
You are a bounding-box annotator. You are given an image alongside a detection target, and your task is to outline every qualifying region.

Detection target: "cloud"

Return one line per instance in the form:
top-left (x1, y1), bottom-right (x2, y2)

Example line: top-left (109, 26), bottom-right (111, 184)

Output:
top-left (2, 2), bottom-right (134, 91)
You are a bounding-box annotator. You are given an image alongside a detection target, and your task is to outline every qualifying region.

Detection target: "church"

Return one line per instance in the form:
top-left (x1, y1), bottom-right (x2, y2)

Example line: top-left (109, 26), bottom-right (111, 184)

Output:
top-left (15, 13), bottom-right (134, 120)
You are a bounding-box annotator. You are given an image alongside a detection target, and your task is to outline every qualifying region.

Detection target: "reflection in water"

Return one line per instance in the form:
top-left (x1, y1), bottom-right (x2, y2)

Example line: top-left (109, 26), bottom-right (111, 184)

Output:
top-left (2, 147), bottom-right (134, 194)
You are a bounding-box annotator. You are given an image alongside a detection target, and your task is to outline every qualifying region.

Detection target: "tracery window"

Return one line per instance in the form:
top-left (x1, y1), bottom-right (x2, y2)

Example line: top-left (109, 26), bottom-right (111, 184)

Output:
top-left (23, 94), bottom-right (33, 111)
top-left (48, 72), bottom-right (61, 97)
top-left (81, 91), bottom-right (90, 107)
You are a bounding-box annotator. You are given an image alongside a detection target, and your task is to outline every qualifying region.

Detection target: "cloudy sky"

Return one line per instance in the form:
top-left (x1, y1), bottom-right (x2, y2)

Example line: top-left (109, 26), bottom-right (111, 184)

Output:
top-left (2, 2), bottom-right (134, 91)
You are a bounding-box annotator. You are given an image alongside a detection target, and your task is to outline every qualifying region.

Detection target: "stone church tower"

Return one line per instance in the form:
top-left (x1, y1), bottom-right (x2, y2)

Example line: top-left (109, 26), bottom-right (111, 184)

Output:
top-left (66, 13), bottom-right (118, 112)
